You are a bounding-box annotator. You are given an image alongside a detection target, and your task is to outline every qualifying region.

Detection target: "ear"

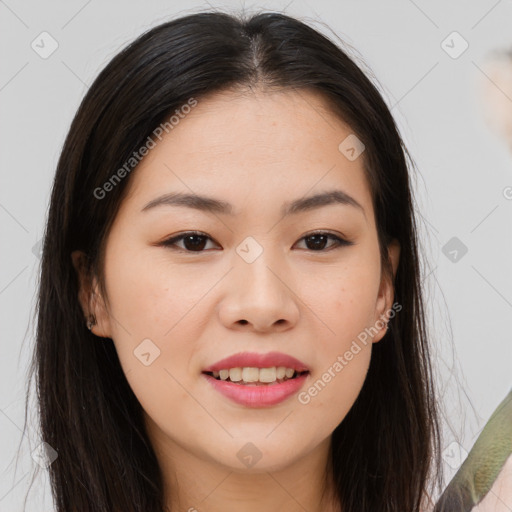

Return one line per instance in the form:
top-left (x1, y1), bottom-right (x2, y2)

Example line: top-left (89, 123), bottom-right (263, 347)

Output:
top-left (71, 250), bottom-right (112, 338)
top-left (372, 239), bottom-right (400, 343)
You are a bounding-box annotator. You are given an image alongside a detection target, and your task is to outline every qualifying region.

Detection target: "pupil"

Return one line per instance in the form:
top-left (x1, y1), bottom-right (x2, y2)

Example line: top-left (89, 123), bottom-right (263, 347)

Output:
top-left (306, 234), bottom-right (327, 250)
top-left (184, 235), bottom-right (207, 251)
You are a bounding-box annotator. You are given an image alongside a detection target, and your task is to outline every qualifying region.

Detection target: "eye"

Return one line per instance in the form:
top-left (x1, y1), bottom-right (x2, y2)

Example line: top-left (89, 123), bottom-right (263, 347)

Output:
top-left (159, 230), bottom-right (353, 253)
top-left (294, 231), bottom-right (353, 252)
top-left (160, 231), bottom-right (219, 252)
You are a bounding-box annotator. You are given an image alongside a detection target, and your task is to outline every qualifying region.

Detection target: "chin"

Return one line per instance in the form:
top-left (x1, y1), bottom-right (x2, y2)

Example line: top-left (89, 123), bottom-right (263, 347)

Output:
top-left (206, 439), bottom-right (309, 473)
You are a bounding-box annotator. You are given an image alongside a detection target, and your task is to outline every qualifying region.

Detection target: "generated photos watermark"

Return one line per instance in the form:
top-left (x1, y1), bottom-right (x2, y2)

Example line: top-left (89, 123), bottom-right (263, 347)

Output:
top-left (298, 301), bottom-right (402, 405)
top-left (94, 97), bottom-right (198, 200)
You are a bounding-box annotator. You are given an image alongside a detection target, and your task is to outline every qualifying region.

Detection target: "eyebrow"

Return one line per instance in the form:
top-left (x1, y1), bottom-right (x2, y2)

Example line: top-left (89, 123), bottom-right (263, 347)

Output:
top-left (141, 189), bottom-right (365, 219)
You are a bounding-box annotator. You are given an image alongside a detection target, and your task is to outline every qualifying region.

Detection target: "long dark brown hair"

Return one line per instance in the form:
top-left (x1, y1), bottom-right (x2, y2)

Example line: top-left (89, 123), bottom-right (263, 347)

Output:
top-left (24, 9), bottom-right (444, 511)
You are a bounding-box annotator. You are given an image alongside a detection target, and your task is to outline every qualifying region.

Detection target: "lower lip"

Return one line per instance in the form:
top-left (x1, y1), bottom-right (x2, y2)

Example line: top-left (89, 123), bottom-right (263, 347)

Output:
top-left (202, 372), bottom-right (309, 407)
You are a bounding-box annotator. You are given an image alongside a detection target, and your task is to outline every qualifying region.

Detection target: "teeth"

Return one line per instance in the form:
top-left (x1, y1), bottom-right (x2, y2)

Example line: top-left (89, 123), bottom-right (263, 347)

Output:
top-left (229, 368), bottom-right (242, 382)
top-left (242, 367), bottom-right (259, 382)
top-left (211, 366), bottom-right (302, 384)
top-left (259, 367), bottom-right (276, 383)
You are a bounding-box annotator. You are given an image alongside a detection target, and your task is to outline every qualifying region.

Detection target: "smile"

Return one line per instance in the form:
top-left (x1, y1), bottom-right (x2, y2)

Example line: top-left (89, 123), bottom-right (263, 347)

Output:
top-left (202, 369), bottom-right (310, 407)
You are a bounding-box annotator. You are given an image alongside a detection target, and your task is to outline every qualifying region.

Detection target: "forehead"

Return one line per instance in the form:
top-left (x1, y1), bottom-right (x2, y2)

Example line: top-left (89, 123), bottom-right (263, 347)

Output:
top-left (120, 88), bottom-right (374, 223)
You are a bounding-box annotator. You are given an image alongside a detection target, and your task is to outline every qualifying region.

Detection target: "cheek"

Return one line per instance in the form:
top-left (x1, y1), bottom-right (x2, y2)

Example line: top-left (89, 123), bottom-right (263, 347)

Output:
top-left (297, 276), bottom-right (376, 434)
top-left (102, 246), bottom-right (213, 399)
top-left (302, 249), bottom-right (382, 344)
top-left (102, 248), bottom-right (206, 434)
top-left (294, 248), bottom-right (380, 426)
top-left (297, 346), bottom-right (372, 446)
top-left (104, 245), bottom-right (210, 340)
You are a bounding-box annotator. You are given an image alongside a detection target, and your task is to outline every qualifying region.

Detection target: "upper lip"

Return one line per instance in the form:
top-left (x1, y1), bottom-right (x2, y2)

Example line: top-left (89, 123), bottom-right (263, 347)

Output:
top-left (203, 351), bottom-right (310, 373)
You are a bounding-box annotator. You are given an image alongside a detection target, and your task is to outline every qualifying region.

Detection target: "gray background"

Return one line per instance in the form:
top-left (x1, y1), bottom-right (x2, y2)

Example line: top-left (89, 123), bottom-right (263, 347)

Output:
top-left (1, 0), bottom-right (511, 509)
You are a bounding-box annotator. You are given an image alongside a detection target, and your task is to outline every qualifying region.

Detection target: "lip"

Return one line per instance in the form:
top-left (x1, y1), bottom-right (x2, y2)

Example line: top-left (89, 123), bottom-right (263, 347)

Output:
top-left (202, 351), bottom-right (310, 373)
top-left (202, 372), bottom-right (310, 407)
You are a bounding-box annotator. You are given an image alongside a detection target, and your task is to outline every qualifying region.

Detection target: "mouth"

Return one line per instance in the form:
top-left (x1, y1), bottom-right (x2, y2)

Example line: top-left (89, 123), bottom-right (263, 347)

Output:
top-left (201, 352), bottom-right (310, 406)
top-left (201, 368), bottom-right (310, 407)
top-left (202, 368), bottom-right (310, 386)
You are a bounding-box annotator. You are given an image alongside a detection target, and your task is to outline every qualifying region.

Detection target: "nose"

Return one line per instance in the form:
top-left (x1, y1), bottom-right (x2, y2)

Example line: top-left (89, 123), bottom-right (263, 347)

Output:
top-left (218, 254), bottom-right (300, 333)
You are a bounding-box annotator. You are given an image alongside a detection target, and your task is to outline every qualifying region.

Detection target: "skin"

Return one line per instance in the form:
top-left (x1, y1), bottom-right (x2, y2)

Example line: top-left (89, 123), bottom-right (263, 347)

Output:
top-left (435, 388), bottom-right (512, 511)
top-left (474, 454), bottom-right (512, 511)
top-left (72, 87), bottom-right (400, 512)
top-left (479, 55), bottom-right (512, 151)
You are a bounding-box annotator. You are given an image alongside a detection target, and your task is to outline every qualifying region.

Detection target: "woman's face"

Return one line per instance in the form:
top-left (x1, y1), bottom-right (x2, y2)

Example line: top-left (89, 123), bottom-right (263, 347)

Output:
top-left (75, 88), bottom-right (399, 475)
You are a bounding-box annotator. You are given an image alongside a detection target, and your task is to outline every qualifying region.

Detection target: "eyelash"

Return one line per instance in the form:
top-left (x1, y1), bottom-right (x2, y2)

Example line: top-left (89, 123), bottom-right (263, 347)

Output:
top-left (159, 230), bottom-right (353, 253)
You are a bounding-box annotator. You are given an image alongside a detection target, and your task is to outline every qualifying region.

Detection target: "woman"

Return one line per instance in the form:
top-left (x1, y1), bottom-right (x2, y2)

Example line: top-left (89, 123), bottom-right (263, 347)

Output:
top-left (30, 10), bottom-right (444, 511)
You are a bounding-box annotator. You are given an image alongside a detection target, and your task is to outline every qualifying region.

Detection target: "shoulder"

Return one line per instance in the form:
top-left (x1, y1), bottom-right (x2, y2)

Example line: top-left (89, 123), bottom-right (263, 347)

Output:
top-left (472, 452), bottom-right (512, 511)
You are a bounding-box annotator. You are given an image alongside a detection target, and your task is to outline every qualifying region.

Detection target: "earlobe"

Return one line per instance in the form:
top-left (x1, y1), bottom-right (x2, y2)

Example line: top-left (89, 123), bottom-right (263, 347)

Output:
top-left (71, 250), bottom-right (112, 338)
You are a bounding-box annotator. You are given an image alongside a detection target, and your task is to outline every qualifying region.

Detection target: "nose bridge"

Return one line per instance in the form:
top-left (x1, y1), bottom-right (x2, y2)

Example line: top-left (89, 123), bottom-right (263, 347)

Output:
top-left (234, 235), bottom-right (287, 297)
top-left (221, 235), bottom-right (300, 330)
